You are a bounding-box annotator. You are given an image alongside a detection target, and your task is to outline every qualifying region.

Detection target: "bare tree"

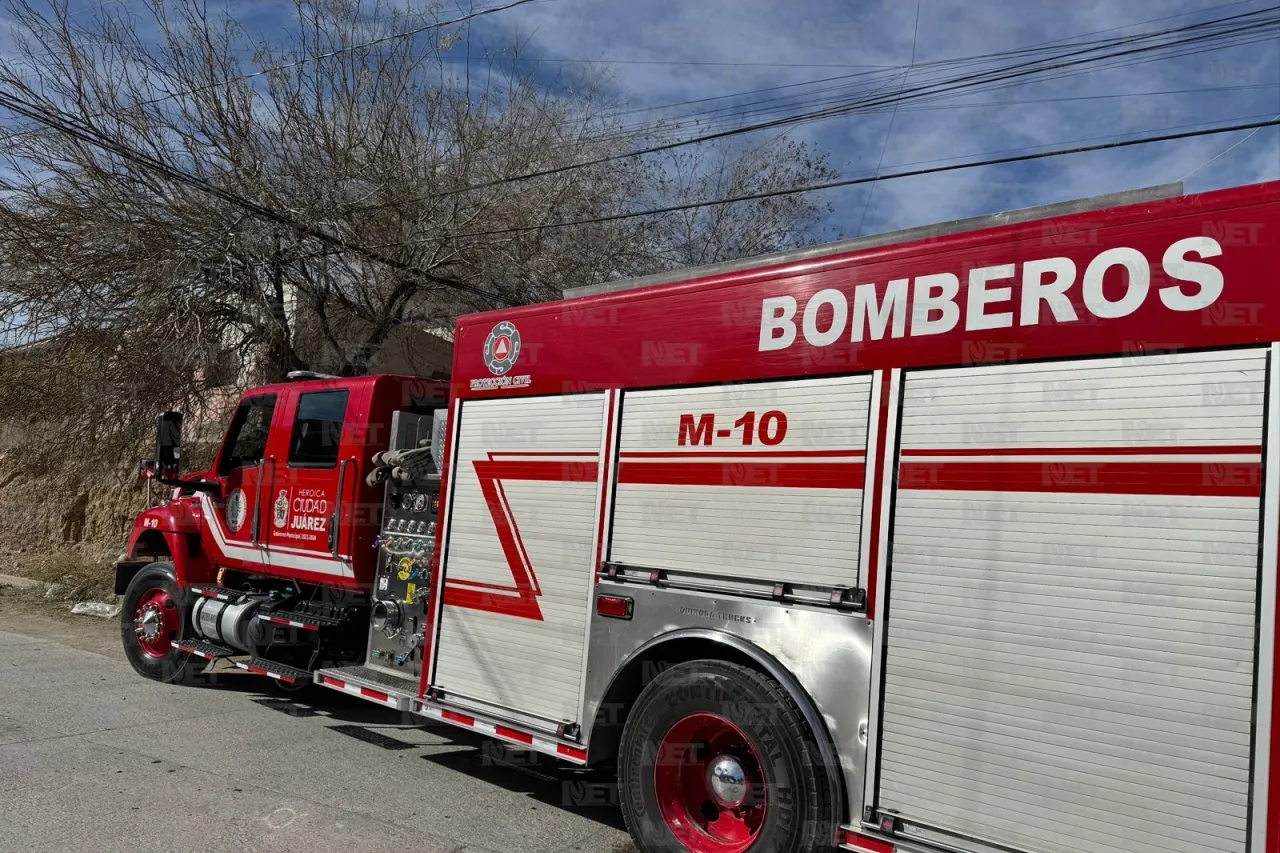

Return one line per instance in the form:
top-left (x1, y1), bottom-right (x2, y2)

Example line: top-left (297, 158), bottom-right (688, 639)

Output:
top-left (0, 0), bottom-right (836, 468)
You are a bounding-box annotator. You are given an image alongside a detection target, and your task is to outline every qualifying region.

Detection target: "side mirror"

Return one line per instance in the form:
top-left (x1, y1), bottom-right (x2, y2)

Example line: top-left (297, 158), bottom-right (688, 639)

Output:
top-left (156, 411), bottom-right (183, 480)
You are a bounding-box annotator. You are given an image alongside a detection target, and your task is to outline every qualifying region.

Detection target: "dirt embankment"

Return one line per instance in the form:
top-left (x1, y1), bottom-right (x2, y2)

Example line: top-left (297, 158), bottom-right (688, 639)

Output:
top-left (0, 461), bottom-right (145, 601)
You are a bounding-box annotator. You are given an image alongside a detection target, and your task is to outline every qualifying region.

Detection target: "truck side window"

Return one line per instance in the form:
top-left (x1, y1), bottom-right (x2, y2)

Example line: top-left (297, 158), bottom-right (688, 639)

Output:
top-left (219, 395), bottom-right (277, 473)
top-left (288, 390), bottom-right (350, 469)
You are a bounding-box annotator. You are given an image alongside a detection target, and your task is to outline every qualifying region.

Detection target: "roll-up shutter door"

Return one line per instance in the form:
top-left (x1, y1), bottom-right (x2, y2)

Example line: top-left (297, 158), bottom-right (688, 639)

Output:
top-left (433, 393), bottom-right (606, 725)
top-left (877, 349), bottom-right (1267, 853)
top-left (610, 374), bottom-right (872, 590)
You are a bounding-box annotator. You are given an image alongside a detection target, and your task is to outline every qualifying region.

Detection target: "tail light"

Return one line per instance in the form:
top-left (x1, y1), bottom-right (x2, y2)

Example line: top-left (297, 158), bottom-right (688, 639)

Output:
top-left (596, 595), bottom-right (633, 619)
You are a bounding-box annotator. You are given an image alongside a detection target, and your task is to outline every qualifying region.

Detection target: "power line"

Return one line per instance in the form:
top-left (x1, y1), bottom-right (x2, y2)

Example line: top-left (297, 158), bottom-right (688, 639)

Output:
top-left (427, 118), bottom-right (1280, 239)
top-left (518, 0), bottom-right (1272, 124)
top-left (355, 7), bottom-right (1280, 211)
top-left (856, 0), bottom-right (922, 238)
top-left (515, 5), bottom-right (1280, 144)
top-left (619, 13), bottom-right (1280, 141)
top-left (1177, 113), bottom-right (1280, 180)
top-left (510, 57), bottom-right (903, 69)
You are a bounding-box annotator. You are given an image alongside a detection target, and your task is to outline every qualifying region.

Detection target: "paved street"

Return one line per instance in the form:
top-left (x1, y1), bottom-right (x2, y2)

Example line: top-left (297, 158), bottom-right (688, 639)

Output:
top-left (0, 592), bottom-right (633, 853)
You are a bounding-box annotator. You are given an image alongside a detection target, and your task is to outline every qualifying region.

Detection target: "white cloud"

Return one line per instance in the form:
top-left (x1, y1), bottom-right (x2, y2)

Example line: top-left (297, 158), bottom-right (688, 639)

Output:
top-left (464, 0), bottom-right (1280, 235)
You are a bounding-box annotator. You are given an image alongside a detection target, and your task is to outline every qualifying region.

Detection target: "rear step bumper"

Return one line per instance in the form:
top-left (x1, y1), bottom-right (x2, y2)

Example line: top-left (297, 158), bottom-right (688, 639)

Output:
top-left (840, 826), bottom-right (938, 853)
top-left (314, 666), bottom-right (416, 711)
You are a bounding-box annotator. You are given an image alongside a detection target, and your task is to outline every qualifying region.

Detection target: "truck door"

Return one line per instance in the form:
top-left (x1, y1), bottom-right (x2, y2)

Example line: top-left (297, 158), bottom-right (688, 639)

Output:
top-left (263, 386), bottom-right (363, 578)
top-left (208, 392), bottom-right (279, 562)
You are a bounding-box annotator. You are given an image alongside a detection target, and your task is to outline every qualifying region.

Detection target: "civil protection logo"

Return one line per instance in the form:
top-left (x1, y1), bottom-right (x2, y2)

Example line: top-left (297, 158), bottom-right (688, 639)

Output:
top-left (484, 321), bottom-right (521, 376)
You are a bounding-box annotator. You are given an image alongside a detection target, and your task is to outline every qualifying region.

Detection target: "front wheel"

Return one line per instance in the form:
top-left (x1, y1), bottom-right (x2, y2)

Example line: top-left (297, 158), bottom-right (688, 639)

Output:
top-left (120, 562), bottom-right (208, 684)
top-left (618, 660), bottom-right (836, 853)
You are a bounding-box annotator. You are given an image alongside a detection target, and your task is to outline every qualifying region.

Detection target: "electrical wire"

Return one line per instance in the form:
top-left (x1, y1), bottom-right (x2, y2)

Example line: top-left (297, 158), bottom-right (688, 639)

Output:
top-left (1177, 114), bottom-right (1280, 180)
top-left (354, 7), bottom-right (1280, 210)
top-left (615, 14), bottom-right (1280, 142)
top-left (515, 3), bottom-right (1280, 147)
top-left (420, 117), bottom-right (1280, 239)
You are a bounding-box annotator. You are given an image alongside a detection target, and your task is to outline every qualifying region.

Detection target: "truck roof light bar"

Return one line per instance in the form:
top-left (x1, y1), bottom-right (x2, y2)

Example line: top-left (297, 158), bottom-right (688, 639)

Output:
top-left (285, 370), bottom-right (340, 381)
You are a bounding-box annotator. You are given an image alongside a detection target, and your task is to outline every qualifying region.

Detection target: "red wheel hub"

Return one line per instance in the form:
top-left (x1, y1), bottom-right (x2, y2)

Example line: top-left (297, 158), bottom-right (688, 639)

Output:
top-left (133, 588), bottom-right (178, 658)
top-left (654, 713), bottom-right (767, 853)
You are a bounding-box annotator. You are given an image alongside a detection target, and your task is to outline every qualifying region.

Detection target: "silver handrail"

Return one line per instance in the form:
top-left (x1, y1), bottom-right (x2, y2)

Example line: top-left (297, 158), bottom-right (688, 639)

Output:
top-left (330, 457), bottom-right (355, 559)
top-left (251, 456), bottom-right (274, 545)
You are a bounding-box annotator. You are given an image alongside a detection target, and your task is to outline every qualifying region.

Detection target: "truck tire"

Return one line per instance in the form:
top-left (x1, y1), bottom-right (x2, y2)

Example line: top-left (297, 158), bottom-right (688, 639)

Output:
top-left (120, 562), bottom-right (208, 684)
top-left (618, 659), bottom-right (836, 853)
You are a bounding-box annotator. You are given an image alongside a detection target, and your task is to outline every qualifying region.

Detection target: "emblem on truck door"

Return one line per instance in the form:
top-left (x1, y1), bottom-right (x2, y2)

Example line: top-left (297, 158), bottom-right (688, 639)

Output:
top-left (483, 321), bottom-right (521, 376)
top-left (273, 490), bottom-right (289, 529)
top-left (225, 488), bottom-right (247, 533)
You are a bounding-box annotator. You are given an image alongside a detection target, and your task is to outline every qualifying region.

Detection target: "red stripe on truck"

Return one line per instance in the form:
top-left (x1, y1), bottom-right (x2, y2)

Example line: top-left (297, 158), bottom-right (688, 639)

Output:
top-left (618, 460), bottom-right (865, 489)
top-left (442, 710), bottom-right (475, 726)
top-left (594, 390), bottom-right (617, 573)
top-left (494, 726), bottom-right (534, 745)
top-left (903, 445), bottom-right (1261, 457)
top-left (359, 687), bottom-right (389, 703)
top-left (865, 370), bottom-right (894, 616)
top-left (899, 459), bottom-right (1263, 497)
top-left (556, 744), bottom-right (588, 761)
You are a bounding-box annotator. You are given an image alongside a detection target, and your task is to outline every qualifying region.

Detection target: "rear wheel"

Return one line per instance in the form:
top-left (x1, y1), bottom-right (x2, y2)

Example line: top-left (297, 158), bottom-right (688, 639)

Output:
top-left (120, 563), bottom-right (208, 684)
top-left (618, 660), bottom-right (836, 853)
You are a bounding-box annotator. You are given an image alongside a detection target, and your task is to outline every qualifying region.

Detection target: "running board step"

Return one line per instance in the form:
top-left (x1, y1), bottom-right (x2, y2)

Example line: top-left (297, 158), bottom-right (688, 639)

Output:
top-left (175, 639), bottom-right (235, 660)
top-left (314, 666), bottom-right (417, 711)
top-left (258, 610), bottom-right (343, 631)
top-left (239, 657), bottom-right (312, 685)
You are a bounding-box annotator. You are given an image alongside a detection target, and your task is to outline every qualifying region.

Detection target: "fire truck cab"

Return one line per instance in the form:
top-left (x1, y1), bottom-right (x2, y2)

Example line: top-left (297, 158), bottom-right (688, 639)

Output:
top-left (117, 373), bottom-right (449, 683)
top-left (118, 179), bottom-right (1280, 853)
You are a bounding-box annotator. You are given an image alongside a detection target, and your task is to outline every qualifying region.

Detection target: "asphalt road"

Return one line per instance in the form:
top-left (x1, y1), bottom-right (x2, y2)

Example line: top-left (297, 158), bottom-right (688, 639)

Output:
top-left (0, 590), bottom-right (634, 853)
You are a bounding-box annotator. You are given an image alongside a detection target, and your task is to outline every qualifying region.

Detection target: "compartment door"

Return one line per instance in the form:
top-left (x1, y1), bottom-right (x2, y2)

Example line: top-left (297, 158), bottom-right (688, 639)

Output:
top-left (432, 393), bottom-right (608, 727)
top-left (874, 349), bottom-right (1268, 853)
top-left (609, 374), bottom-right (873, 593)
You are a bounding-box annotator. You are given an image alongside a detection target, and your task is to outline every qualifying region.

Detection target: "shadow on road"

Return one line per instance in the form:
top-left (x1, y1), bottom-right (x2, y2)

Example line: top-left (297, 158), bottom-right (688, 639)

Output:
top-left (422, 736), bottom-right (628, 833)
top-left (204, 671), bottom-right (632, 840)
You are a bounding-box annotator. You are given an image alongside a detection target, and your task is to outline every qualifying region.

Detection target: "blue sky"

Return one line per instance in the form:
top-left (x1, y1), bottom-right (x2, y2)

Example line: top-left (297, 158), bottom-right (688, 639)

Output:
top-left (452, 0), bottom-right (1280, 237)
top-left (11, 0), bottom-right (1280, 241)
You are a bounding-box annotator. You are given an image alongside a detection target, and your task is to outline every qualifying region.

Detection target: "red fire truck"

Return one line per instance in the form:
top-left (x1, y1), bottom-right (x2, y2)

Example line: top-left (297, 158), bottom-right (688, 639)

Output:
top-left (118, 178), bottom-right (1280, 853)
